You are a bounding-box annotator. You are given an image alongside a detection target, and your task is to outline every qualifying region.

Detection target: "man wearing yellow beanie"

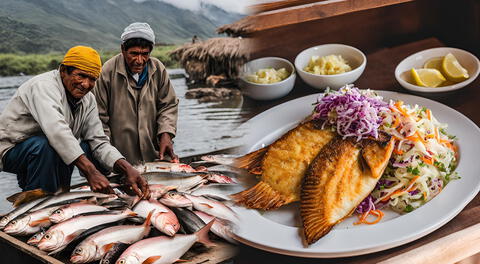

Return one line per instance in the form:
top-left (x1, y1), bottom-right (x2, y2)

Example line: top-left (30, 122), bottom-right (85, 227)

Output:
top-left (0, 46), bottom-right (150, 198)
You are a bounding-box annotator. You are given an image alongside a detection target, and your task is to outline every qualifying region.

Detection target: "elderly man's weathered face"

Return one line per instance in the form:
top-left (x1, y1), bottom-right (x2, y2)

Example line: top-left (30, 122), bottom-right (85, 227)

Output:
top-left (61, 68), bottom-right (97, 99)
top-left (122, 46), bottom-right (151, 74)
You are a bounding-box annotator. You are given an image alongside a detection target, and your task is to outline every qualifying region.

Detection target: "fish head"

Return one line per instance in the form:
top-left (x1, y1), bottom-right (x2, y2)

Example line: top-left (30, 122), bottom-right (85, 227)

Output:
top-left (159, 191), bottom-right (192, 208)
top-left (27, 230), bottom-right (45, 245)
top-left (156, 212), bottom-right (180, 236)
top-left (70, 243), bottom-right (96, 263)
top-left (49, 208), bottom-right (72, 223)
top-left (116, 255), bottom-right (140, 264)
top-left (3, 215), bottom-right (30, 234)
top-left (38, 230), bottom-right (64, 251)
top-left (0, 216), bottom-right (11, 229)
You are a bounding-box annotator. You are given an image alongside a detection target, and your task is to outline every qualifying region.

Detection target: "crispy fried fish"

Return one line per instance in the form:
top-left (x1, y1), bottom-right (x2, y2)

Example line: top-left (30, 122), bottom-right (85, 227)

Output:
top-left (231, 121), bottom-right (334, 210)
top-left (301, 136), bottom-right (395, 245)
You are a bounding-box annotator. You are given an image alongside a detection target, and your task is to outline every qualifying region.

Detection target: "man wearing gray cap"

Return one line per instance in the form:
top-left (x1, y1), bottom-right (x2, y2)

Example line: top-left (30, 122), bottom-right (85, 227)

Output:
top-left (94, 22), bottom-right (179, 165)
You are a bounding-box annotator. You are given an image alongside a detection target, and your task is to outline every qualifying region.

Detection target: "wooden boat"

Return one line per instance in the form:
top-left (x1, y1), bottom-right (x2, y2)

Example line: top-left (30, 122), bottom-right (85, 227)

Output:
top-left (0, 148), bottom-right (240, 264)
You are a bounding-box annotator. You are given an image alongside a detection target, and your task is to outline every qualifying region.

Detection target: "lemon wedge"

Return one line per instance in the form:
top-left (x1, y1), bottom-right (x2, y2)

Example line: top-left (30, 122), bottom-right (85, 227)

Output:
top-left (411, 68), bottom-right (446, 87)
top-left (442, 53), bottom-right (469, 82)
top-left (423, 57), bottom-right (443, 71)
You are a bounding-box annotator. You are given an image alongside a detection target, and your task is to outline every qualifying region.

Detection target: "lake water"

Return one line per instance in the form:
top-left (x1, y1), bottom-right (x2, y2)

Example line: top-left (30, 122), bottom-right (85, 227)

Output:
top-left (0, 70), bottom-right (249, 213)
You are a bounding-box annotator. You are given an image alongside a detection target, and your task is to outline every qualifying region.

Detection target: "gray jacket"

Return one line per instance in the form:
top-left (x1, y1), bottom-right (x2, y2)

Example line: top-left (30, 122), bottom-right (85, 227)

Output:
top-left (0, 70), bottom-right (124, 170)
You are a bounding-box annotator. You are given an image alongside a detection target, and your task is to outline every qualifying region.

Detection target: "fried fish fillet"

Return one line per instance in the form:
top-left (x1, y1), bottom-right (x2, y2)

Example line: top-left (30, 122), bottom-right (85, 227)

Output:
top-left (301, 136), bottom-right (395, 245)
top-left (231, 121), bottom-right (334, 210)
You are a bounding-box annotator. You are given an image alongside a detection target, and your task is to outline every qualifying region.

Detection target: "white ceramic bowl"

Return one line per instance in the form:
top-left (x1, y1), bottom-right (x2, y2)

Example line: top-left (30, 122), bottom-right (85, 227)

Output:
top-left (395, 47), bottom-right (480, 93)
top-left (294, 44), bottom-right (366, 90)
top-left (239, 57), bottom-right (296, 100)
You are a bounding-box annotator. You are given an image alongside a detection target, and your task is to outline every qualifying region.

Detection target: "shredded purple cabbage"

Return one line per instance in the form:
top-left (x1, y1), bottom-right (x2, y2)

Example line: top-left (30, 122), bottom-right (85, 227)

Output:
top-left (356, 195), bottom-right (376, 214)
top-left (313, 85), bottom-right (389, 141)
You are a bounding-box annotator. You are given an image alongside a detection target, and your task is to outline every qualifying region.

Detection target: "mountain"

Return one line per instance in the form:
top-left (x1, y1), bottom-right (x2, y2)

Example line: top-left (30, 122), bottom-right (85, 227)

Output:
top-left (0, 0), bottom-right (244, 54)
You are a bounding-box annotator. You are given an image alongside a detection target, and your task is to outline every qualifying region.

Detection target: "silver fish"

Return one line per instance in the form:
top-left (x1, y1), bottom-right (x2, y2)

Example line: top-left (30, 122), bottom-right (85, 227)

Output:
top-left (158, 191), bottom-right (193, 208)
top-left (4, 205), bottom-right (62, 236)
top-left (201, 154), bottom-right (238, 166)
top-left (170, 207), bottom-right (205, 234)
top-left (49, 201), bottom-right (109, 223)
top-left (184, 193), bottom-right (238, 224)
top-left (27, 229), bottom-right (46, 246)
top-left (30, 191), bottom-right (115, 212)
top-left (0, 196), bottom-right (50, 229)
top-left (145, 174), bottom-right (207, 193)
top-left (38, 209), bottom-right (136, 253)
top-left (70, 211), bottom-right (153, 263)
top-left (194, 211), bottom-right (236, 243)
top-left (149, 184), bottom-right (177, 200)
top-left (135, 162), bottom-right (197, 174)
top-left (115, 220), bottom-right (214, 264)
top-left (133, 199), bottom-right (179, 236)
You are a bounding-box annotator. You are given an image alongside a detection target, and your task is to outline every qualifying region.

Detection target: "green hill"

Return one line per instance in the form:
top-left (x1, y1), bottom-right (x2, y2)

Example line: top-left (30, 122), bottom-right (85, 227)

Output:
top-left (0, 0), bottom-right (243, 54)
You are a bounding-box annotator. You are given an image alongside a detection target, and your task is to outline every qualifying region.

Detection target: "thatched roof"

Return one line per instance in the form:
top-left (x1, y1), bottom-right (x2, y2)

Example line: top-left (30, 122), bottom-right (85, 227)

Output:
top-left (170, 37), bottom-right (249, 82)
top-left (217, 17), bottom-right (255, 37)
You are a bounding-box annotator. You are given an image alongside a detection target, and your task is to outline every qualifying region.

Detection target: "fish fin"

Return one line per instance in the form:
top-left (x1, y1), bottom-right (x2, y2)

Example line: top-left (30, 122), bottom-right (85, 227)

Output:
top-left (142, 256), bottom-right (162, 264)
top-left (7, 189), bottom-right (49, 207)
top-left (361, 137), bottom-right (395, 179)
top-left (123, 209), bottom-right (138, 217)
top-left (143, 210), bottom-right (154, 228)
top-left (230, 181), bottom-right (286, 210)
top-left (65, 229), bottom-right (86, 242)
top-left (196, 220), bottom-right (215, 246)
top-left (101, 243), bottom-right (116, 254)
top-left (199, 203), bottom-right (214, 209)
top-left (47, 245), bottom-right (67, 256)
top-left (29, 218), bottom-right (50, 227)
top-left (235, 147), bottom-right (267, 174)
top-left (174, 259), bottom-right (189, 263)
top-left (301, 216), bottom-right (333, 246)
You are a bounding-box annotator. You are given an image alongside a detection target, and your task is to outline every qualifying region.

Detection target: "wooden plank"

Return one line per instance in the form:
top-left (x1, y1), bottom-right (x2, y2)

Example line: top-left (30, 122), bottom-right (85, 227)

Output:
top-left (221, 0), bottom-right (415, 36)
top-left (378, 222), bottom-right (480, 264)
top-left (250, 0), bottom-right (328, 13)
top-left (0, 231), bottom-right (63, 264)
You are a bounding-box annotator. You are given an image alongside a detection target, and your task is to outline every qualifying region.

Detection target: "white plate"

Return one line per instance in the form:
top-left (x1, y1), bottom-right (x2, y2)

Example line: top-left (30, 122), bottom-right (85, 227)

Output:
top-left (231, 91), bottom-right (480, 258)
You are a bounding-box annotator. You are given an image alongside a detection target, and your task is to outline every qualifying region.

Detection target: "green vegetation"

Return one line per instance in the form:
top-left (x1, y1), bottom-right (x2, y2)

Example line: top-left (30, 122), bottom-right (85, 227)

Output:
top-left (0, 45), bottom-right (180, 76)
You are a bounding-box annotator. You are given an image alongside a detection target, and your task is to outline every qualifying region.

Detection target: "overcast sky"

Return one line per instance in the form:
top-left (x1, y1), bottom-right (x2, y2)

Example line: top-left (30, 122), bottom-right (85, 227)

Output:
top-left (134, 0), bottom-right (260, 14)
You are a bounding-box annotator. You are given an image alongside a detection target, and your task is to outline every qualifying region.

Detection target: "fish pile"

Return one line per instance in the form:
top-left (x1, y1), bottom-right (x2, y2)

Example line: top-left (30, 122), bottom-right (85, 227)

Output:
top-left (0, 161), bottom-right (239, 264)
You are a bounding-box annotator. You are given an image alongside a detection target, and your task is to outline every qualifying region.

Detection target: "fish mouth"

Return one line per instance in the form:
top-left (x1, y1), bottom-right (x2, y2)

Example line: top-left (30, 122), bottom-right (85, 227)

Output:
top-left (163, 224), bottom-right (178, 236)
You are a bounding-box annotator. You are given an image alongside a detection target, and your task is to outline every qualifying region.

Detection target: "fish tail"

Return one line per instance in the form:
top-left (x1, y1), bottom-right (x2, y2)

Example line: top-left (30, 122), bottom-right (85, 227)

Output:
top-left (196, 220), bottom-right (215, 246)
top-left (230, 181), bottom-right (286, 210)
top-left (123, 208), bottom-right (138, 217)
top-left (7, 189), bottom-right (50, 207)
top-left (235, 147), bottom-right (267, 174)
top-left (301, 214), bottom-right (333, 246)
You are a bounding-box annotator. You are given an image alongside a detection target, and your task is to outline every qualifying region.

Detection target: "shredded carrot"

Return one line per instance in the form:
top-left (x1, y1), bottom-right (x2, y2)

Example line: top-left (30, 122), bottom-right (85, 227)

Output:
top-left (426, 109), bottom-right (432, 120)
top-left (423, 192), bottom-right (427, 199)
top-left (392, 116), bottom-right (400, 128)
top-left (393, 148), bottom-right (404, 155)
top-left (421, 156), bottom-right (434, 165)
top-left (434, 127), bottom-right (439, 141)
top-left (426, 134), bottom-right (435, 139)
top-left (415, 131), bottom-right (427, 144)
top-left (354, 210), bottom-right (384, 225)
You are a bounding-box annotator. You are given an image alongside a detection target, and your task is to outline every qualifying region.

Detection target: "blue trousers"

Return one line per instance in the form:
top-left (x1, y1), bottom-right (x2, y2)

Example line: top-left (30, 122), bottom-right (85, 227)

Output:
top-left (3, 135), bottom-right (105, 193)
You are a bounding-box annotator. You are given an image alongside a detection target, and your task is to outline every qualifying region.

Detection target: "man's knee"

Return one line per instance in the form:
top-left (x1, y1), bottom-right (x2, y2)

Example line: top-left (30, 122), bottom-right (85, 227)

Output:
top-left (28, 136), bottom-right (64, 164)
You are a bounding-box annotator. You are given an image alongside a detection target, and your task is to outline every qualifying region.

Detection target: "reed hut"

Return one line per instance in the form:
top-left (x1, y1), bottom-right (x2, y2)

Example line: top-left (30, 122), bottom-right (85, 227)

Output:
top-left (169, 37), bottom-right (249, 84)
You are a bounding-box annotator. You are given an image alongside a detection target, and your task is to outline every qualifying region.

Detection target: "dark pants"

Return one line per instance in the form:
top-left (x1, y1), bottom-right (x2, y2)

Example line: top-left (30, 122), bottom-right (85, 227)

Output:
top-left (3, 135), bottom-right (105, 193)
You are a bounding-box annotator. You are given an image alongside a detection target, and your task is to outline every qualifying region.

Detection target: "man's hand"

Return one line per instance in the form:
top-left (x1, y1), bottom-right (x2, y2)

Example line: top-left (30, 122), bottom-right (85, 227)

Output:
top-left (114, 159), bottom-right (150, 199)
top-left (158, 132), bottom-right (178, 163)
top-left (74, 155), bottom-right (114, 194)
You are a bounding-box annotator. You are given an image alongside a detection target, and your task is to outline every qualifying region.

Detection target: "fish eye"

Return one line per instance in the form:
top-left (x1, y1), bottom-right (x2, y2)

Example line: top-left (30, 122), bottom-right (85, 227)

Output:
top-left (54, 210), bottom-right (62, 214)
top-left (10, 220), bottom-right (16, 225)
top-left (75, 248), bottom-right (82, 254)
top-left (44, 234), bottom-right (50, 239)
top-left (119, 260), bottom-right (125, 264)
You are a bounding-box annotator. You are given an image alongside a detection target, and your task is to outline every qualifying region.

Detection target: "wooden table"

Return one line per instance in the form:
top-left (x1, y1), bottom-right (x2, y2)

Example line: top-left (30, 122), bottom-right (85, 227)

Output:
top-left (234, 37), bottom-right (480, 264)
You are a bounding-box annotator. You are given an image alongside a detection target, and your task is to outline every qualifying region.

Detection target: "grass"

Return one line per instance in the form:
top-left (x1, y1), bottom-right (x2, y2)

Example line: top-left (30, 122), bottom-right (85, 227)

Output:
top-left (0, 45), bottom-right (180, 77)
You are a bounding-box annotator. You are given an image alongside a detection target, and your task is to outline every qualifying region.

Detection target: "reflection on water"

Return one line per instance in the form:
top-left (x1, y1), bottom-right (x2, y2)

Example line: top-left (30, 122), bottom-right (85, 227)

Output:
top-left (0, 71), bottom-right (249, 213)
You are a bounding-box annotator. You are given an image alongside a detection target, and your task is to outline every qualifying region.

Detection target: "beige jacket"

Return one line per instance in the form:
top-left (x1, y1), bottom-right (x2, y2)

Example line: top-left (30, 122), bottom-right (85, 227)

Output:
top-left (94, 54), bottom-right (178, 165)
top-left (0, 70), bottom-right (124, 170)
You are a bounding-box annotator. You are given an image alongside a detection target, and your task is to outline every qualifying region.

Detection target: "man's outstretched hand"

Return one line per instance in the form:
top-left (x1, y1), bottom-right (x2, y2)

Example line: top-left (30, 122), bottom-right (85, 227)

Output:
top-left (158, 132), bottom-right (178, 163)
